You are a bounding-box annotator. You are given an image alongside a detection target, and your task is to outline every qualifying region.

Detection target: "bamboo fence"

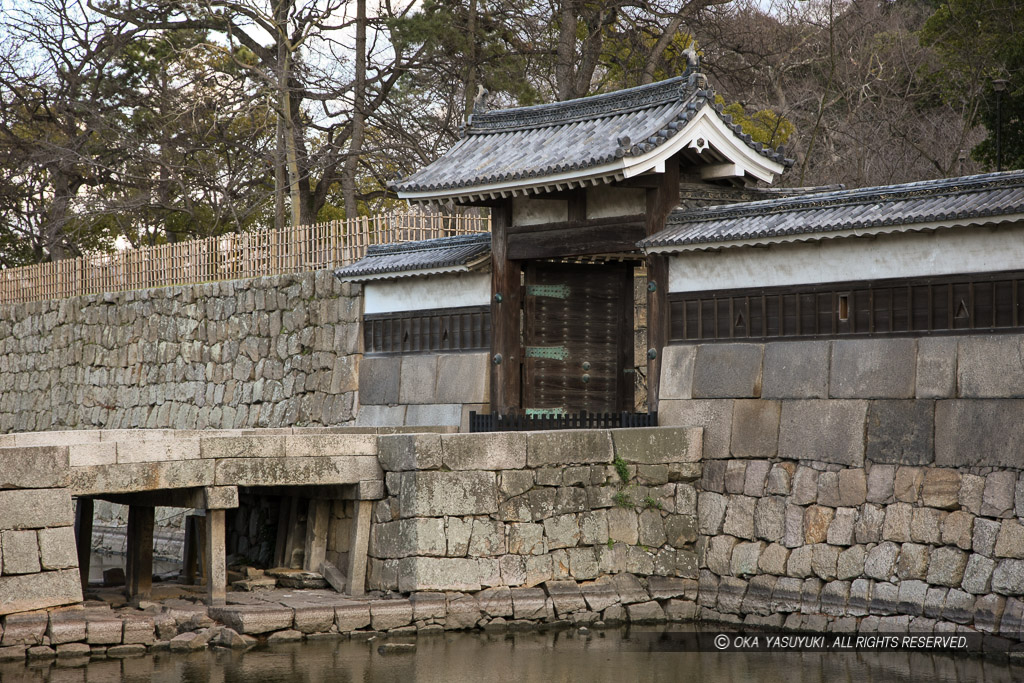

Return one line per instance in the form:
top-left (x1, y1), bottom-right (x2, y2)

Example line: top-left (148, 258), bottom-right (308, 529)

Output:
top-left (0, 212), bottom-right (490, 305)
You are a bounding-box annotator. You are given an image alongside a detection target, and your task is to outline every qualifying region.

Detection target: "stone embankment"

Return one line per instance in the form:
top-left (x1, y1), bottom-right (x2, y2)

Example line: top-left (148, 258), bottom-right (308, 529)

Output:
top-left (0, 577), bottom-right (691, 665)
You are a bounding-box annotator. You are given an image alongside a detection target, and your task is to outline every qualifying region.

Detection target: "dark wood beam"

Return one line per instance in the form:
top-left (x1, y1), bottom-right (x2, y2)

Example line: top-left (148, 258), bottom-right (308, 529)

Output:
top-left (490, 201), bottom-right (521, 414)
top-left (74, 498), bottom-right (93, 592)
top-left (507, 220), bottom-right (646, 261)
top-left (125, 505), bottom-right (154, 601)
top-left (645, 156), bottom-right (681, 414)
top-left (507, 214), bottom-right (644, 236)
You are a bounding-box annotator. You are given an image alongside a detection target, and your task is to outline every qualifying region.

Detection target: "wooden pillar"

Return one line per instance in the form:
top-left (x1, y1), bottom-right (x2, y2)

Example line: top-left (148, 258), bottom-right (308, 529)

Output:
top-left (182, 514), bottom-right (206, 585)
top-left (346, 500), bottom-right (372, 596)
top-left (489, 200), bottom-right (521, 414)
top-left (74, 497), bottom-right (93, 592)
top-left (125, 505), bottom-right (154, 600)
top-left (205, 510), bottom-right (227, 606)
top-left (303, 499), bottom-right (330, 572)
top-left (645, 157), bottom-right (681, 414)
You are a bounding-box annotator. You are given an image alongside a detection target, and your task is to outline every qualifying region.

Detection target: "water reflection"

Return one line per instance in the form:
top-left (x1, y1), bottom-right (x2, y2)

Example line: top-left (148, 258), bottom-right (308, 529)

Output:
top-left (5, 628), bottom-right (1021, 683)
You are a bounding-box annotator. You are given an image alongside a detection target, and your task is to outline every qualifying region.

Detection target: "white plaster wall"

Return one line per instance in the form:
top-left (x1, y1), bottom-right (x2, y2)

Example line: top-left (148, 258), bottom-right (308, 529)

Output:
top-left (364, 271), bottom-right (491, 314)
top-left (586, 186), bottom-right (646, 219)
top-left (513, 197), bottom-right (568, 226)
top-left (668, 223), bottom-right (1024, 293)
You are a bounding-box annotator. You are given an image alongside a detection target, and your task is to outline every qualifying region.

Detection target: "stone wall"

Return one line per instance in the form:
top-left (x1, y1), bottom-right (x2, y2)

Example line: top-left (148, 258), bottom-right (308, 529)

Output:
top-left (0, 270), bottom-right (361, 433)
top-left (356, 353), bottom-right (490, 429)
top-left (367, 427), bottom-right (703, 602)
top-left (0, 446), bottom-right (82, 616)
top-left (657, 335), bottom-right (1024, 640)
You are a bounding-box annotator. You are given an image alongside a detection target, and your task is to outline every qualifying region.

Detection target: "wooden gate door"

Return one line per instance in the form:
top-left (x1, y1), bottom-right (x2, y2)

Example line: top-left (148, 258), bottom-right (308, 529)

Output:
top-left (522, 262), bottom-right (634, 414)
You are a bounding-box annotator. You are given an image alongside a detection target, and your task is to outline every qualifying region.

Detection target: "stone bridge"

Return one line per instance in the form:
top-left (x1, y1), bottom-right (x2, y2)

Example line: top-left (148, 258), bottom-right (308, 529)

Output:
top-left (0, 427), bottom-right (425, 614)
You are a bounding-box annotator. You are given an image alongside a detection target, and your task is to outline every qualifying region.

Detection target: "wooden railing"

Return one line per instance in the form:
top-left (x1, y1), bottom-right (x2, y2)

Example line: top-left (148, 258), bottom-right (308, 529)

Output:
top-left (0, 212), bottom-right (490, 304)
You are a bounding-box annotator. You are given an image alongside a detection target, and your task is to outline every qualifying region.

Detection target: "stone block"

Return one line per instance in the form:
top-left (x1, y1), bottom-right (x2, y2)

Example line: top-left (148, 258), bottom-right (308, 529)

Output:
top-left (803, 506), bottom-right (834, 544)
top-left (995, 520), bottom-right (1024, 558)
top-left (292, 606), bottom-right (334, 634)
top-left (916, 337), bottom-right (957, 398)
top-left (941, 510), bottom-right (974, 550)
top-left (786, 545), bottom-right (813, 578)
top-left (981, 471), bottom-right (1017, 518)
top-left (821, 580), bottom-right (850, 616)
top-left (675, 484), bottom-right (697, 515)
top-left (397, 557), bottom-right (497, 592)
top-left (725, 461), bottom-right (746, 494)
top-left (743, 575), bottom-right (777, 616)
top-left (865, 400), bottom-right (934, 466)
top-left (974, 518), bottom-right (1001, 557)
top-left (935, 400), bottom-right (1024, 468)
top-left (36, 527), bottom-right (78, 570)
top-left (717, 576), bottom-right (748, 614)
top-left (992, 559), bottom-right (1024, 595)
top-left (959, 473), bottom-right (985, 515)
top-left (753, 496), bottom-right (785, 542)
top-left (827, 508), bottom-right (857, 546)
top-left (612, 428), bottom-right (703, 468)
top-left (1, 613), bottom-right (47, 646)
top-left (627, 600), bottom-right (665, 623)
top-left (730, 400), bottom-right (780, 458)
top-left (910, 508), bottom-right (945, 545)
top-left (701, 461), bottom-right (727, 493)
top-left (866, 465), bottom-right (895, 504)
top-left (510, 587), bottom-right (549, 620)
top-left (285, 433), bottom-right (377, 457)
top-left (816, 471), bottom-right (841, 507)
top-left (927, 547), bottom-right (969, 587)
top-left (48, 613), bottom-right (86, 645)
top-left (783, 504), bottom-right (804, 548)
top-left (405, 404), bottom-right (463, 427)
top-left (75, 460), bottom-right (215, 495)
top-left (122, 618), bottom-right (155, 645)
top-left (800, 577), bottom-right (823, 614)
top-left (398, 355), bottom-right (438, 405)
top-left (830, 338), bottom-right (916, 399)
top-left (962, 554), bottom-right (996, 594)
top-left (957, 336), bottom-right (1024, 398)
top-left (864, 541), bottom-right (899, 581)
top-left (435, 353), bottom-right (489, 403)
top-left (0, 446), bottom-right (68, 489)
top-left (638, 508), bottom-right (666, 547)
top-left (854, 504), bottom-right (884, 544)
top-left (396, 471), bottom-right (496, 518)
top-left (893, 467), bottom-right (923, 503)
top-left (778, 400), bottom-right (867, 466)
top-left (660, 344), bottom-right (697, 400)
top-left (974, 594), bottom-right (1006, 633)
top-left (543, 580), bottom-right (586, 617)
top-left (919, 470), bottom-right (959, 511)
top-left (209, 605), bottom-right (294, 634)
top-left (0, 488), bottom-right (73, 530)
top-left (334, 604), bottom-right (372, 632)
top-left (837, 469), bottom-right (867, 507)
top-left (370, 600), bottom-right (413, 631)
top-left (731, 541), bottom-right (764, 577)
top-left (441, 433), bottom-right (526, 471)
top-left (378, 434), bottom-right (443, 473)
top-left (354, 404), bottom-right (406, 427)
top-left (68, 443), bottom-right (117, 468)
top-left (869, 582), bottom-right (899, 616)
top-left (370, 518), bottom-right (446, 559)
top-left (897, 580), bottom-right (929, 617)
top-left (772, 577), bottom-right (804, 613)
top-left (882, 503), bottom-right (912, 542)
top-left (706, 535), bottom-right (738, 576)
top-left (357, 355), bottom-right (401, 405)
top-left (698, 492), bottom-right (727, 536)
top-left (116, 439), bottom-right (201, 464)
top-left (811, 544), bottom-right (839, 580)
top-left (942, 589), bottom-right (975, 624)
top-left (849, 579), bottom-right (872, 616)
top-left (923, 587), bottom-right (947, 619)
top-left (543, 514), bottom-right (580, 550)
top-left (723, 496), bottom-right (756, 540)
top-left (1, 530), bottom-right (40, 574)
top-left (86, 617), bottom-right (123, 645)
top-left (758, 543), bottom-right (789, 575)
top-left (657, 399), bottom-right (733, 459)
top-left (743, 460), bottom-right (771, 496)
top-left (762, 340), bottom-right (830, 399)
top-left (896, 543), bottom-right (929, 581)
top-left (214, 455), bottom-right (378, 488)
top-left (791, 466), bottom-right (818, 505)
top-left (691, 343), bottom-right (763, 398)
top-left (765, 463), bottom-right (794, 495)
top-left (837, 545), bottom-right (865, 580)
top-left (527, 430), bottom-right (612, 467)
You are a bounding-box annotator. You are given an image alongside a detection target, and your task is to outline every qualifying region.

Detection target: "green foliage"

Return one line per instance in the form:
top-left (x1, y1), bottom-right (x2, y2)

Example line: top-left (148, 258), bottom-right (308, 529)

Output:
top-left (641, 496), bottom-right (664, 511)
top-left (921, 0), bottom-right (1024, 170)
top-left (613, 455), bottom-right (630, 484)
top-left (607, 538), bottom-right (615, 550)
top-left (716, 96), bottom-right (795, 150)
top-left (613, 490), bottom-right (633, 509)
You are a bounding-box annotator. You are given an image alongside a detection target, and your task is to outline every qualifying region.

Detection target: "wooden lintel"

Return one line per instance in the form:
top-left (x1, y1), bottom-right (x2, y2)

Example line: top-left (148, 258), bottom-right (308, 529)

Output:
top-left (508, 221), bottom-right (646, 261)
top-left (612, 175), bottom-right (666, 189)
top-left (507, 214), bottom-right (645, 236)
top-left (701, 162), bottom-right (743, 180)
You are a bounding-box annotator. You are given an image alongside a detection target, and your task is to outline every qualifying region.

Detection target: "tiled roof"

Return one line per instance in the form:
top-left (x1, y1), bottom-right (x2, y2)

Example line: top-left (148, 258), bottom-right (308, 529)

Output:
top-left (392, 73), bottom-right (791, 201)
top-left (641, 170), bottom-right (1024, 251)
top-left (334, 233), bottom-right (491, 281)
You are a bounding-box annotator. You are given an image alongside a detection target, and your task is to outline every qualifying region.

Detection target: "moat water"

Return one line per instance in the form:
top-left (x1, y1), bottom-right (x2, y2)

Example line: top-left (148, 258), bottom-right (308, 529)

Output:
top-left (7, 627), bottom-right (1021, 683)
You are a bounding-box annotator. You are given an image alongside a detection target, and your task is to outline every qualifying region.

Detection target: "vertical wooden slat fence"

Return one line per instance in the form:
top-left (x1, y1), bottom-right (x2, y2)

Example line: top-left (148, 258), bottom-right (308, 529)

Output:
top-left (0, 212), bottom-right (490, 305)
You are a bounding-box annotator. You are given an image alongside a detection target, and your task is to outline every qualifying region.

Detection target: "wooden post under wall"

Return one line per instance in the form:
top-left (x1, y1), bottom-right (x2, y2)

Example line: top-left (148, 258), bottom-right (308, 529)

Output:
top-left (489, 201), bottom-right (521, 413)
top-left (645, 156), bottom-right (681, 414)
top-left (125, 505), bottom-right (154, 600)
top-left (346, 500), bottom-right (372, 596)
top-left (74, 497), bottom-right (93, 593)
top-left (303, 499), bottom-right (330, 572)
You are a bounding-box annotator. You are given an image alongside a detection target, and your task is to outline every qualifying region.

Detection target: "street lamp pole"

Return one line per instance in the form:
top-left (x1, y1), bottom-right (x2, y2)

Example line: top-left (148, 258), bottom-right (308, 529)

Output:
top-left (993, 78), bottom-right (1009, 172)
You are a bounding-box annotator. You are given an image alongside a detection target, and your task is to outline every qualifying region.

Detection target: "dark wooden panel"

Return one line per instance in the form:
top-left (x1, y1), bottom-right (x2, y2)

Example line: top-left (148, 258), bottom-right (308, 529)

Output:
top-left (668, 270), bottom-right (1024, 343)
top-left (363, 306), bottom-right (491, 354)
top-left (507, 220), bottom-right (646, 260)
